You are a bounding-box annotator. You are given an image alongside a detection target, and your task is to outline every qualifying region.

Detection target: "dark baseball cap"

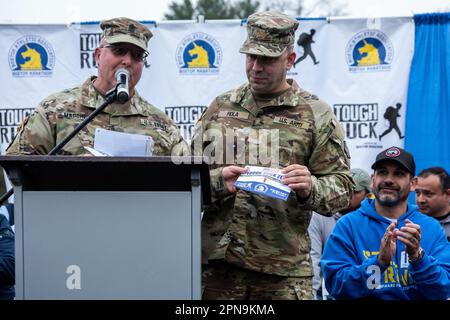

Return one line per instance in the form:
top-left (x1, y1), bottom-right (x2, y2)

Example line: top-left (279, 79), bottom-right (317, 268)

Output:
top-left (371, 146), bottom-right (415, 175)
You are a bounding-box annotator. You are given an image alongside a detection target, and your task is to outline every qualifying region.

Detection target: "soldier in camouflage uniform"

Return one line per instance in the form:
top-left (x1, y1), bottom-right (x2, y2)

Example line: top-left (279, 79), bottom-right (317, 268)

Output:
top-left (191, 10), bottom-right (354, 300)
top-left (6, 17), bottom-right (188, 156)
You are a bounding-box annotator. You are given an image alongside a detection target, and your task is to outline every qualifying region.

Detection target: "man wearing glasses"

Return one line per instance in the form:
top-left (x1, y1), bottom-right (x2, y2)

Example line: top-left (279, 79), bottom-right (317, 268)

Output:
top-left (6, 17), bottom-right (188, 157)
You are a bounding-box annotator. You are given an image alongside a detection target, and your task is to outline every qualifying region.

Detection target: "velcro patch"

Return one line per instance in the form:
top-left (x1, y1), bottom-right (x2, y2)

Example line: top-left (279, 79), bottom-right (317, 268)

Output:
top-left (273, 116), bottom-right (306, 129)
top-left (218, 110), bottom-right (249, 120)
top-left (140, 119), bottom-right (167, 131)
top-left (61, 112), bottom-right (87, 121)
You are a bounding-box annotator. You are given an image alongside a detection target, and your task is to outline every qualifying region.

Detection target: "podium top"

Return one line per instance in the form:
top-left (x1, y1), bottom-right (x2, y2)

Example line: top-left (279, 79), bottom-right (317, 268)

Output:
top-left (0, 156), bottom-right (210, 204)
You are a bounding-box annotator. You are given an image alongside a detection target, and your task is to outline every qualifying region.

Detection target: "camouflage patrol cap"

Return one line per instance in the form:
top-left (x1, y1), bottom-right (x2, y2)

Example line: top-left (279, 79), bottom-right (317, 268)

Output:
top-left (100, 17), bottom-right (152, 51)
top-left (350, 168), bottom-right (371, 192)
top-left (239, 10), bottom-right (299, 57)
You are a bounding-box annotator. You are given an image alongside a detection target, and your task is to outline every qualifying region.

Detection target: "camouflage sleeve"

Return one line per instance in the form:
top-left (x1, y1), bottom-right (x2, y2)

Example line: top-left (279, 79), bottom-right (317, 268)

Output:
top-left (166, 122), bottom-right (190, 157)
top-left (149, 107), bottom-right (188, 157)
top-left (5, 102), bottom-right (54, 155)
top-left (299, 100), bottom-right (355, 214)
top-left (190, 98), bottom-right (232, 203)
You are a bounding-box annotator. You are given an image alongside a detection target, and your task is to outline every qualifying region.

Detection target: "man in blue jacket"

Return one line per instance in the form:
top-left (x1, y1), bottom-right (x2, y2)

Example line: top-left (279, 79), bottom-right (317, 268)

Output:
top-left (0, 213), bottom-right (14, 300)
top-left (321, 146), bottom-right (450, 299)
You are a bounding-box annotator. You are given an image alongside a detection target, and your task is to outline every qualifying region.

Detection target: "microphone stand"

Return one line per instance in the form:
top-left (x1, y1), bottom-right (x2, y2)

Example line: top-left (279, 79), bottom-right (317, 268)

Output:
top-left (0, 85), bottom-right (121, 205)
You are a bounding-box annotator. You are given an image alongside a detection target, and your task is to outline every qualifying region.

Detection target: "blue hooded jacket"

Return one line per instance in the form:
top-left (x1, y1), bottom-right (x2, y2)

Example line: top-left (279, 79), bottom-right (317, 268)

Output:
top-left (0, 214), bottom-right (14, 300)
top-left (321, 199), bottom-right (450, 300)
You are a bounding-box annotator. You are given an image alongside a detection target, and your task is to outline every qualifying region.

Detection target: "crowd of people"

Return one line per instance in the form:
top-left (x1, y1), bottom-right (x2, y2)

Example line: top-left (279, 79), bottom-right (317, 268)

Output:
top-left (0, 11), bottom-right (449, 300)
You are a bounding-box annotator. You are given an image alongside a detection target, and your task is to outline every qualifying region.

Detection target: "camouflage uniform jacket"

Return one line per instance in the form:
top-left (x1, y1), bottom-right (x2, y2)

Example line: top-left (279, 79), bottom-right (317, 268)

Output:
top-left (192, 79), bottom-right (354, 277)
top-left (6, 76), bottom-right (188, 156)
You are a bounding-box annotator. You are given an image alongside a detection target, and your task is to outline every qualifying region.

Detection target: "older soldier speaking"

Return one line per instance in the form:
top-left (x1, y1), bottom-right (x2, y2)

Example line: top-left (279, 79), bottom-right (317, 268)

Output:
top-left (192, 10), bottom-right (354, 300)
top-left (6, 17), bottom-right (187, 156)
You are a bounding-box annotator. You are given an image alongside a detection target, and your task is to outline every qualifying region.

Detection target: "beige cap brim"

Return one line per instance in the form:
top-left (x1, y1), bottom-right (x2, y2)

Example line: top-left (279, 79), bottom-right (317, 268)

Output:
top-left (105, 34), bottom-right (147, 51)
top-left (239, 39), bottom-right (287, 58)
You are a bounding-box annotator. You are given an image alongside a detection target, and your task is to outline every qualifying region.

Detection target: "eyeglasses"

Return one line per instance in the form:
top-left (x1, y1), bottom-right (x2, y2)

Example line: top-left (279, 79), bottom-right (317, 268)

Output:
top-left (100, 44), bottom-right (149, 62)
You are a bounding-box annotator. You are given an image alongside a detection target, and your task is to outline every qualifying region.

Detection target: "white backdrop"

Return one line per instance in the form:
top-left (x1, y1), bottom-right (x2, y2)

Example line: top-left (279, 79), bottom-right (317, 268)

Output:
top-left (0, 16), bottom-right (414, 174)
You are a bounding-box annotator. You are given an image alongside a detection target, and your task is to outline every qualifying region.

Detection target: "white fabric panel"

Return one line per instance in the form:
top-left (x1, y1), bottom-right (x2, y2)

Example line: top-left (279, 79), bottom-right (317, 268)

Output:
top-left (291, 17), bottom-right (414, 172)
top-left (0, 17), bottom-right (414, 176)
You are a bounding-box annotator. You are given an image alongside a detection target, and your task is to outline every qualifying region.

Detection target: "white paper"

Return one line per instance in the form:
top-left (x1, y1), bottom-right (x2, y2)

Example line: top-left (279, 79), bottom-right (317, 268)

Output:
top-left (93, 128), bottom-right (154, 157)
top-left (83, 146), bottom-right (108, 157)
top-left (234, 166), bottom-right (292, 201)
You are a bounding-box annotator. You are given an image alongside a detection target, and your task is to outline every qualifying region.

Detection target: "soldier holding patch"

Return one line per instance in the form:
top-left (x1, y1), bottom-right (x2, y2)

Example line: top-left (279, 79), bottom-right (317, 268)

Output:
top-left (6, 17), bottom-right (187, 156)
top-left (192, 10), bottom-right (354, 300)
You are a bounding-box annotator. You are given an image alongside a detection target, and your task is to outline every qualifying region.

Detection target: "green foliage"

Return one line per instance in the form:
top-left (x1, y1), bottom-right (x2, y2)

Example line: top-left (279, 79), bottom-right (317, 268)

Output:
top-left (164, 0), bottom-right (195, 20)
top-left (196, 0), bottom-right (236, 19)
top-left (164, 0), bottom-right (260, 20)
top-left (232, 0), bottom-right (261, 19)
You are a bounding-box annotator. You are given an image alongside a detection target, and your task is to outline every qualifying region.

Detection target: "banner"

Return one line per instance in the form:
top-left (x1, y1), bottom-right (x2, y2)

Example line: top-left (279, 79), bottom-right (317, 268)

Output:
top-left (0, 17), bottom-right (414, 176)
top-left (291, 17), bottom-right (414, 171)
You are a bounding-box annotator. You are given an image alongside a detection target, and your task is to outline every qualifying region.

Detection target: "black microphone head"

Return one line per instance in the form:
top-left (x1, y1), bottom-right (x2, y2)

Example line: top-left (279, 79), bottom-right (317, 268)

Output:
top-left (117, 91), bottom-right (129, 104)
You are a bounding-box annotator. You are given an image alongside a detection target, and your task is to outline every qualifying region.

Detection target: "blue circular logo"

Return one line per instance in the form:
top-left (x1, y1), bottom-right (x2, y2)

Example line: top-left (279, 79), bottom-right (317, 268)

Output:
top-left (255, 184), bottom-right (268, 193)
top-left (9, 35), bottom-right (55, 77)
top-left (181, 40), bottom-right (217, 68)
top-left (351, 38), bottom-right (387, 66)
top-left (176, 32), bottom-right (222, 75)
top-left (345, 30), bottom-right (393, 72)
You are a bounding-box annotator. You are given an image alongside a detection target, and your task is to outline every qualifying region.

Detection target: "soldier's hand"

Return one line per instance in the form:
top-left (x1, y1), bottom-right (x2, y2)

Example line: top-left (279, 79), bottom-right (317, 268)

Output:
top-left (281, 164), bottom-right (312, 200)
top-left (222, 166), bottom-right (247, 193)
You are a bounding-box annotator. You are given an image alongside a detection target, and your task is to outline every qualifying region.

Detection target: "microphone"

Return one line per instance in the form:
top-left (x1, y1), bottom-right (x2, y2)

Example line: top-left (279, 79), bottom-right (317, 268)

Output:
top-left (115, 68), bottom-right (129, 103)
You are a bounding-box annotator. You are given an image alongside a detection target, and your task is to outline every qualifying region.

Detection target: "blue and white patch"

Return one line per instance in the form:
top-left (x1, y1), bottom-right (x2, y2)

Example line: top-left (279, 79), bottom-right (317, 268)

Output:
top-left (345, 29), bottom-right (393, 72)
top-left (235, 166), bottom-right (292, 201)
top-left (9, 35), bottom-right (55, 77)
top-left (175, 32), bottom-right (222, 75)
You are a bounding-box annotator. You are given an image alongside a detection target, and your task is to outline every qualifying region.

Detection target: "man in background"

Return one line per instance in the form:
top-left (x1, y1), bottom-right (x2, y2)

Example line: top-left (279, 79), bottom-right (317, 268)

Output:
top-left (414, 167), bottom-right (450, 241)
top-left (322, 146), bottom-right (450, 299)
top-left (308, 168), bottom-right (371, 299)
top-left (0, 213), bottom-right (14, 300)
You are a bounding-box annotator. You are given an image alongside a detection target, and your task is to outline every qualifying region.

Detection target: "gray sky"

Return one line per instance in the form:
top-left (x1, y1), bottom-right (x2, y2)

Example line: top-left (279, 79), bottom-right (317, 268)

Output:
top-left (1, 0), bottom-right (449, 23)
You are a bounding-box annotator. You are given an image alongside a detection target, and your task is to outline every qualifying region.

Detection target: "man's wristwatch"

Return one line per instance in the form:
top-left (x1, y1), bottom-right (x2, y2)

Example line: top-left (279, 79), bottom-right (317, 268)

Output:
top-left (408, 247), bottom-right (424, 264)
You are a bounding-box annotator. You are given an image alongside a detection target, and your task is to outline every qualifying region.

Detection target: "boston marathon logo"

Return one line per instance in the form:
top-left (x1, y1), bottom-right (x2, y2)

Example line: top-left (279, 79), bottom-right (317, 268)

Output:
top-left (176, 32), bottom-right (222, 75)
top-left (9, 35), bottom-right (55, 77)
top-left (345, 29), bottom-right (393, 72)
